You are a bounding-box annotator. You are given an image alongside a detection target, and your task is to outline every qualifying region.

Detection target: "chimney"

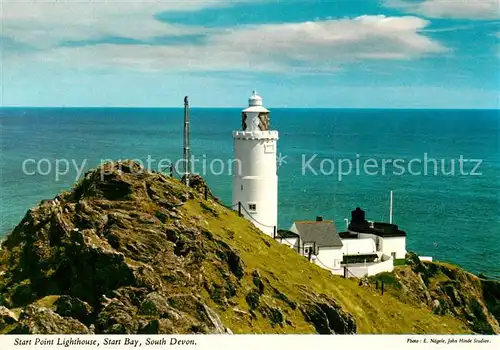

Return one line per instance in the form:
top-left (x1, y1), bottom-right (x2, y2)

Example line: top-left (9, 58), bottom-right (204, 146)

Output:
top-left (316, 216), bottom-right (323, 222)
top-left (351, 207), bottom-right (365, 223)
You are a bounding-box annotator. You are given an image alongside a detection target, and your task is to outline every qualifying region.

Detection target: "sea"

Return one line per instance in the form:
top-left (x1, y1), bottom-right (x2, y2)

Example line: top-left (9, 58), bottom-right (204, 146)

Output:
top-left (0, 108), bottom-right (498, 278)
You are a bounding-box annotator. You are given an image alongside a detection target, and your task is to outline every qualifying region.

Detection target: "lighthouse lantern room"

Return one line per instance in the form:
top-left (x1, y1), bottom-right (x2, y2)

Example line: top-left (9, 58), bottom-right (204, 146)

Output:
top-left (232, 91), bottom-right (279, 237)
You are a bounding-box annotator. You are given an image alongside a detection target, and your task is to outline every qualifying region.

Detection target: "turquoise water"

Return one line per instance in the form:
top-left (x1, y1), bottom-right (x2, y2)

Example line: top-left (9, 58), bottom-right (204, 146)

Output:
top-left (0, 108), bottom-right (499, 278)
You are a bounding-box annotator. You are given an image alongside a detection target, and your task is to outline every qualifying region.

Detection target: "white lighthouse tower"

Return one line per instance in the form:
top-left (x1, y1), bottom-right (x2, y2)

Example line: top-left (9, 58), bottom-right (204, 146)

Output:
top-left (233, 91), bottom-right (279, 237)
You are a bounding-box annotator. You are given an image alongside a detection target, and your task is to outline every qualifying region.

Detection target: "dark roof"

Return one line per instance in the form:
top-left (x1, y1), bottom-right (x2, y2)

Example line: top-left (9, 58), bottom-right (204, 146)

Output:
top-left (342, 254), bottom-right (379, 264)
top-left (348, 221), bottom-right (406, 237)
top-left (277, 229), bottom-right (299, 239)
top-left (343, 253), bottom-right (379, 259)
top-left (293, 221), bottom-right (343, 248)
top-left (348, 207), bottom-right (406, 237)
top-left (338, 231), bottom-right (358, 239)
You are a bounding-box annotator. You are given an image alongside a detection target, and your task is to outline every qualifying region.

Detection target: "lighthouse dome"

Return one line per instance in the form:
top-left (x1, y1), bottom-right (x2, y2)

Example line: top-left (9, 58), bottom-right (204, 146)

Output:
top-left (249, 90), bottom-right (263, 107)
top-left (243, 90), bottom-right (269, 113)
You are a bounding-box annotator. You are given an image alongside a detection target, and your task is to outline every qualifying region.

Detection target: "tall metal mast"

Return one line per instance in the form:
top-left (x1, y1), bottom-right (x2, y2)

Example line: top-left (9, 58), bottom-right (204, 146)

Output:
top-left (183, 96), bottom-right (190, 187)
top-left (389, 190), bottom-right (393, 224)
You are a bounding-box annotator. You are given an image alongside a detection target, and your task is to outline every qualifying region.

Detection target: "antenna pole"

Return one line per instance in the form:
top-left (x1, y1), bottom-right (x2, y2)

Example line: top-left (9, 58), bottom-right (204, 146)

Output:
top-left (346, 243), bottom-right (349, 277)
top-left (389, 190), bottom-right (393, 224)
top-left (183, 96), bottom-right (190, 187)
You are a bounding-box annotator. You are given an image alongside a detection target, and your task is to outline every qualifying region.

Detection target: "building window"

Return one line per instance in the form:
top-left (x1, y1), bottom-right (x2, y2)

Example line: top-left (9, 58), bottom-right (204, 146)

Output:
top-left (248, 203), bottom-right (257, 211)
top-left (391, 252), bottom-right (396, 259)
top-left (304, 245), bottom-right (313, 256)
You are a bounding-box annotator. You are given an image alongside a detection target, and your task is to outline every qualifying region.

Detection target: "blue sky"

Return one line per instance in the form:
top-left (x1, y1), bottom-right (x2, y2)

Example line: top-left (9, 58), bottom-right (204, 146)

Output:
top-left (1, 0), bottom-right (499, 108)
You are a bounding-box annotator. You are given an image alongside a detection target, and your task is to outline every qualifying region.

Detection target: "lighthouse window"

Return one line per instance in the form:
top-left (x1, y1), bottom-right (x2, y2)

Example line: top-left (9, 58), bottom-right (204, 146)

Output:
top-left (248, 203), bottom-right (257, 211)
top-left (264, 144), bottom-right (275, 154)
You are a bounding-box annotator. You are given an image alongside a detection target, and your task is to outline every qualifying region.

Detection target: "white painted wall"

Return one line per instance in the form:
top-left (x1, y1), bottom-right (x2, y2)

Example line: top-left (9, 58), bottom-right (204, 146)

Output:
top-left (233, 133), bottom-right (278, 237)
top-left (344, 256), bottom-right (394, 278)
top-left (232, 92), bottom-right (278, 238)
top-left (313, 246), bottom-right (343, 272)
top-left (341, 238), bottom-right (377, 256)
top-left (357, 232), bottom-right (380, 250)
top-left (379, 236), bottom-right (406, 259)
top-left (355, 231), bottom-right (407, 260)
top-left (345, 259), bottom-right (394, 278)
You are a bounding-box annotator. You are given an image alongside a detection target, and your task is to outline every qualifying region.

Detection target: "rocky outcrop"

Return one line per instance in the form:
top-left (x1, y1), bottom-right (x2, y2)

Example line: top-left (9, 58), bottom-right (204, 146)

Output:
top-left (8, 305), bottom-right (90, 334)
top-left (139, 292), bottom-right (172, 317)
top-left (299, 292), bottom-right (356, 334)
top-left (0, 161), bottom-right (492, 335)
top-left (55, 295), bottom-right (93, 325)
top-left (0, 306), bottom-right (18, 329)
top-left (181, 174), bottom-right (220, 203)
top-left (0, 161), bottom-right (356, 334)
top-left (387, 252), bottom-right (500, 334)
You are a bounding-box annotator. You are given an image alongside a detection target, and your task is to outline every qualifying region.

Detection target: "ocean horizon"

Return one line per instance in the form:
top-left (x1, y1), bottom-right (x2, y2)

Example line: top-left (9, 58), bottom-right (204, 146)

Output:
top-left (1, 107), bottom-right (499, 278)
top-left (2, 107), bottom-right (498, 110)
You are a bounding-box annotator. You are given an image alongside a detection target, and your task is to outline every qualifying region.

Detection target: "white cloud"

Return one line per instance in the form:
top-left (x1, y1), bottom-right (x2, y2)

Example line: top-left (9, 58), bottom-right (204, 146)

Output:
top-left (2, 1), bottom-right (448, 74)
top-left (211, 15), bottom-right (446, 61)
top-left (385, 0), bottom-right (500, 20)
top-left (8, 15), bottom-right (447, 73)
top-left (1, 0), bottom-right (243, 47)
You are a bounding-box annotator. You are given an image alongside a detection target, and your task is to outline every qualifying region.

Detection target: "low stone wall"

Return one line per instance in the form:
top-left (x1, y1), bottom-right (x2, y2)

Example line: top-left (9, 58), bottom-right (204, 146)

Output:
top-left (343, 256), bottom-right (394, 278)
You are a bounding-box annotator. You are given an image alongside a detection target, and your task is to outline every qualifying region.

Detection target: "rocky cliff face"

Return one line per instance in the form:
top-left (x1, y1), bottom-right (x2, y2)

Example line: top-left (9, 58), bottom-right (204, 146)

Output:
top-left (0, 161), bottom-right (356, 334)
top-left (0, 161), bottom-right (493, 335)
top-left (372, 253), bottom-right (500, 335)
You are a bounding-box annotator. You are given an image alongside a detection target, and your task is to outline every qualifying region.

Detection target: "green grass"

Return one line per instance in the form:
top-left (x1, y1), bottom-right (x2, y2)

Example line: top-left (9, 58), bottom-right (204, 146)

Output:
top-left (369, 272), bottom-right (403, 290)
top-left (32, 295), bottom-right (59, 310)
top-left (183, 199), bottom-right (470, 334)
top-left (393, 259), bottom-right (407, 266)
top-left (0, 170), bottom-right (474, 335)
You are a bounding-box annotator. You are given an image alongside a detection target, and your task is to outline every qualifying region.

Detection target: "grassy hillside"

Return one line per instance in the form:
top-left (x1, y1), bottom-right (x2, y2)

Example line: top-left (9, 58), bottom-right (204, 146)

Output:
top-left (0, 161), bottom-right (480, 334)
top-left (369, 255), bottom-right (500, 334)
top-left (183, 200), bottom-right (469, 334)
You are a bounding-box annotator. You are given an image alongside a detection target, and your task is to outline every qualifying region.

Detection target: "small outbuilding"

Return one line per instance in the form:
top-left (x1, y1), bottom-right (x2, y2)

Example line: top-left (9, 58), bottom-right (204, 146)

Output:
top-left (278, 217), bottom-right (344, 273)
top-left (347, 207), bottom-right (407, 260)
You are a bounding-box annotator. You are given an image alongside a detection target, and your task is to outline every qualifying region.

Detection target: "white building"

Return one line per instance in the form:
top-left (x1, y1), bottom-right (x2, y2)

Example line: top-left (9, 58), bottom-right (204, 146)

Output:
top-left (229, 92), bottom-right (406, 276)
top-left (339, 235), bottom-right (395, 278)
top-left (341, 238), bottom-right (377, 257)
top-left (232, 91), bottom-right (279, 237)
top-left (346, 207), bottom-right (407, 260)
top-left (277, 212), bottom-right (400, 278)
top-left (278, 217), bottom-right (344, 274)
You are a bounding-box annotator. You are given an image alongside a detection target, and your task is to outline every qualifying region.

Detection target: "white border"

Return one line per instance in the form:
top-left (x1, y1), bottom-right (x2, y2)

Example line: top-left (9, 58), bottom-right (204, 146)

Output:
top-left (0, 335), bottom-right (498, 350)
